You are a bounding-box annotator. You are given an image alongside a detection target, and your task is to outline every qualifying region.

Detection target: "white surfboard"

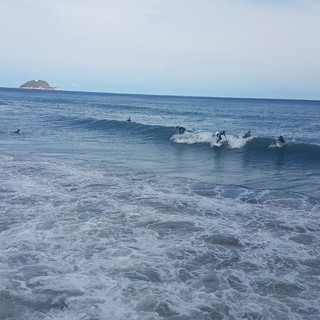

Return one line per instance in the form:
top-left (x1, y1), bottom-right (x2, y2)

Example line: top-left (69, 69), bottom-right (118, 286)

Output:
top-left (276, 140), bottom-right (285, 148)
top-left (213, 140), bottom-right (223, 147)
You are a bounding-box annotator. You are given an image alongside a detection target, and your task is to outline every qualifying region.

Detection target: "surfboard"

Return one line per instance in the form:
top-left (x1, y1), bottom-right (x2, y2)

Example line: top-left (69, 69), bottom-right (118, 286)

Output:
top-left (276, 140), bottom-right (285, 148)
top-left (213, 140), bottom-right (223, 147)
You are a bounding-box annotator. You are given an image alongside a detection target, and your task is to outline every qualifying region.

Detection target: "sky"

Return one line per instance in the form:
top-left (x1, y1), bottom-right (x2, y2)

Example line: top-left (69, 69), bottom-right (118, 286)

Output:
top-left (0, 0), bottom-right (320, 100)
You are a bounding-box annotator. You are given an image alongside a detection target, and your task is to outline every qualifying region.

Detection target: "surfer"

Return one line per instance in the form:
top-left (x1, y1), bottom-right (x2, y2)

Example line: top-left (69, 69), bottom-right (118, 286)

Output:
top-left (127, 117), bottom-right (131, 122)
top-left (278, 136), bottom-right (285, 144)
top-left (13, 129), bottom-right (21, 134)
top-left (243, 130), bottom-right (251, 138)
top-left (216, 130), bottom-right (226, 142)
top-left (176, 126), bottom-right (186, 135)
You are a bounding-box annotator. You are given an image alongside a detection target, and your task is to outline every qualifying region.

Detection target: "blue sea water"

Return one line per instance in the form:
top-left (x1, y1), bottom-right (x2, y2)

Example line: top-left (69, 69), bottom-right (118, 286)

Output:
top-left (0, 87), bottom-right (319, 320)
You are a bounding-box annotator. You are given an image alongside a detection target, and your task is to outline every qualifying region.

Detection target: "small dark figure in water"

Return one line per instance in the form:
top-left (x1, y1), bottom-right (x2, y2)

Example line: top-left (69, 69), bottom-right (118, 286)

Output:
top-left (278, 135), bottom-right (285, 144)
top-left (216, 130), bottom-right (226, 142)
top-left (243, 130), bottom-right (251, 138)
top-left (127, 117), bottom-right (131, 122)
top-left (176, 126), bottom-right (186, 135)
top-left (13, 129), bottom-right (20, 134)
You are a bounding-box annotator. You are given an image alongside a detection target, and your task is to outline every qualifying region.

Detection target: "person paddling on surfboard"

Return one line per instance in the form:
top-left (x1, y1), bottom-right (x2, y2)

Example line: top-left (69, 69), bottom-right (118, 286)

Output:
top-left (216, 130), bottom-right (226, 143)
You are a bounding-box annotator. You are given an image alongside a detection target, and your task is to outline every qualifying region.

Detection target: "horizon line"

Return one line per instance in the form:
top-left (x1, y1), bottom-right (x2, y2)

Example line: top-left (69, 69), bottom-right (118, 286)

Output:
top-left (1, 86), bottom-right (319, 103)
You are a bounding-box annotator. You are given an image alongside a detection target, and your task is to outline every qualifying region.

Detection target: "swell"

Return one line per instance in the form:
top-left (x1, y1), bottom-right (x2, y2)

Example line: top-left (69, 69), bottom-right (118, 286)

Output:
top-left (57, 116), bottom-right (176, 142)
top-left (53, 115), bottom-right (320, 164)
top-left (244, 137), bottom-right (320, 163)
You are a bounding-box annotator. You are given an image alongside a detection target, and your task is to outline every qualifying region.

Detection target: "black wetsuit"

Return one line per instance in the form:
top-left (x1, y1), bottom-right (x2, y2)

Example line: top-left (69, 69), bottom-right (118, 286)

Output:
top-left (177, 126), bottom-right (186, 135)
top-left (216, 131), bottom-right (225, 142)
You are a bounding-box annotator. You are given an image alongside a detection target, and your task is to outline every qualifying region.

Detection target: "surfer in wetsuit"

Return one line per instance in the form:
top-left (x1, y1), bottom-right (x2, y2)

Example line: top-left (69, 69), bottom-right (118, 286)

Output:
top-left (278, 135), bottom-right (285, 144)
top-left (243, 130), bottom-right (251, 138)
top-left (216, 130), bottom-right (226, 142)
top-left (13, 129), bottom-right (20, 134)
top-left (176, 126), bottom-right (186, 135)
top-left (127, 117), bottom-right (131, 122)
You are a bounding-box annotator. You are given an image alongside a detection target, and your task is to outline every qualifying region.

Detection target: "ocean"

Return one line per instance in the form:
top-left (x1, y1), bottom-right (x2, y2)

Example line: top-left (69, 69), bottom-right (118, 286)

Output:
top-left (0, 87), bottom-right (319, 320)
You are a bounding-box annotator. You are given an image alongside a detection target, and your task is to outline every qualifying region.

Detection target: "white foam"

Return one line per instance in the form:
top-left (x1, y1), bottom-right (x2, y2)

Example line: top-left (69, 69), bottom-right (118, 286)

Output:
top-left (170, 131), bottom-right (215, 144)
top-left (170, 131), bottom-right (254, 150)
top-left (226, 135), bottom-right (253, 149)
top-left (0, 153), bottom-right (319, 319)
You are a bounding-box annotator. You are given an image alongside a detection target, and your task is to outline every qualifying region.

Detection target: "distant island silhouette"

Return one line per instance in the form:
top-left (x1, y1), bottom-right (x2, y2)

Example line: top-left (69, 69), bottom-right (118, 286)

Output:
top-left (20, 80), bottom-right (61, 90)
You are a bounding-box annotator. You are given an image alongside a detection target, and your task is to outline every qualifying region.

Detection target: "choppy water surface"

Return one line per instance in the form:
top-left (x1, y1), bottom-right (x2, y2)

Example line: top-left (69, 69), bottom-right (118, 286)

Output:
top-left (0, 88), bottom-right (319, 319)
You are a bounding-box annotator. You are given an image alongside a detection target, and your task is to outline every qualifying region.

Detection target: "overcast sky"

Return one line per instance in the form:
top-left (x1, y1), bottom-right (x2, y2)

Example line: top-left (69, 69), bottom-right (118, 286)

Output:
top-left (1, 0), bottom-right (319, 99)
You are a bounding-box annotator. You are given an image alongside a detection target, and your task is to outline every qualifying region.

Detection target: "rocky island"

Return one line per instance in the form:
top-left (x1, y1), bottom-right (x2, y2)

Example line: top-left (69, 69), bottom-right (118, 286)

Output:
top-left (20, 80), bottom-right (61, 90)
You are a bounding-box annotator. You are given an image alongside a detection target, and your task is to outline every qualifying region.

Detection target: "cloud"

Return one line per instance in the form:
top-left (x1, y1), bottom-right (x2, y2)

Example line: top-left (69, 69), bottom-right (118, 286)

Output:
top-left (1, 0), bottom-right (320, 98)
